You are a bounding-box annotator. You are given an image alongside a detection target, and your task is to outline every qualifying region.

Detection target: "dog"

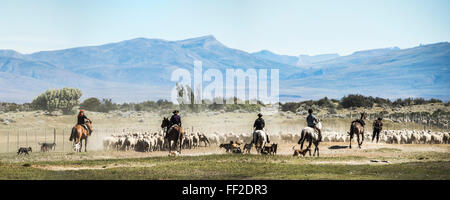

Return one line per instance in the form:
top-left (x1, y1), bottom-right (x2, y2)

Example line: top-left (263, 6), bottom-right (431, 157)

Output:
top-left (219, 141), bottom-right (237, 153)
top-left (232, 147), bottom-right (242, 154)
top-left (243, 143), bottom-right (253, 154)
top-left (292, 146), bottom-right (310, 157)
top-left (263, 145), bottom-right (272, 154)
top-left (73, 143), bottom-right (81, 152)
top-left (168, 151), bottom-right (181, 157)
top-left (17, 147), bottom-right (32, 155)
top-left (39, 142), bottom-right (56, 152)
top-left (262, 143), bottom-right (278, 155)
top-left (271, 143), bottom-right (278, 155)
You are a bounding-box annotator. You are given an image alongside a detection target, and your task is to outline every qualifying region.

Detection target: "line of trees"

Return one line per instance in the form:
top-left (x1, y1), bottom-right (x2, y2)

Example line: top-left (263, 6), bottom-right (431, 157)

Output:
top-left (280, 94), bottom-right (445, 113)
top-left (0, 89), bottom-right (447, 114)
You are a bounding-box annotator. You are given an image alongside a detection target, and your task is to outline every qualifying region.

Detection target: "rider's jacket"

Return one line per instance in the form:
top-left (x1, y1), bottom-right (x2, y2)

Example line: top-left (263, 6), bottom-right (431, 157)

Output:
top-left (77, 115), bottom-right (88, 125)
top-left (373, 119), bottom-right (383, 130)
top-left (253, 117), bottom-right (265, 130)
top-left (170, 114), bottom-right (181, 126)
top-left (307, 114), bottom-right (318, 127)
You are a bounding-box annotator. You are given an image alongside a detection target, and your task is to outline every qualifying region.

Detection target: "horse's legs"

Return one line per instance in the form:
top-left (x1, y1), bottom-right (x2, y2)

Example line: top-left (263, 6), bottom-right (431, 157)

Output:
top-left (307, 140), bottom-right (312, 156)
top-left (300, 138), bottom-right (304, 150)
top-left (85, 138), bottom-right (88, 152)
top-left (349, 133), bottom-right (353, 149)
top-left (79, 140), bottom-right (83, 152)
top-left (314, 145), bottom-right (319, 157)
top-left (357, 133), bottom-right (361, 149)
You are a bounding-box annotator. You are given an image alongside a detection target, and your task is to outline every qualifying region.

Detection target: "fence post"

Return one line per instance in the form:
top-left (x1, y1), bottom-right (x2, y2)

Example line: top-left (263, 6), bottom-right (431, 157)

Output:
top-left (35, 129), bottom-right (37, 152)
top-left (63, 129), bottom-right (65, 152)
top-left (54, 128), bottom-right (56, 144)
top-left (7, 130), bottom-right (10, 153)
top-left (17, 128), bottom-right (19, 149)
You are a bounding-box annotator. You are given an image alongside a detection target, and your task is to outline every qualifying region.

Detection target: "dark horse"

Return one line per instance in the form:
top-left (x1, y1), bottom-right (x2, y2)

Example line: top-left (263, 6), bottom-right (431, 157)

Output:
top-left (161, 117), bottom-right (184, 153)
top-left (348, 113), bottom-right (366, 149)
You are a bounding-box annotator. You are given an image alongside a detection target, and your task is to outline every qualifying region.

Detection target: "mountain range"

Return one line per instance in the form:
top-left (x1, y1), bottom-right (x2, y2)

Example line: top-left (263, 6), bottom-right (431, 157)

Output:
top-left (0, 35), bottom-right (449, 103)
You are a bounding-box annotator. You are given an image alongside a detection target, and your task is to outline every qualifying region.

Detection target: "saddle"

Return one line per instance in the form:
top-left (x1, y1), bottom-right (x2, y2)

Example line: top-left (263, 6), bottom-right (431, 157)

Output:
top-left (352, 119), bottom-right (365, 127)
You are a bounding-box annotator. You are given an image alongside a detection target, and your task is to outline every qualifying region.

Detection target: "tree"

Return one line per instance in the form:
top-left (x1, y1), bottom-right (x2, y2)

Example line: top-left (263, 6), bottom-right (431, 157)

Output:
top-left (31, 88), bottom-right (82, 114)
top-left (80, 98), bottom-right (101, 111)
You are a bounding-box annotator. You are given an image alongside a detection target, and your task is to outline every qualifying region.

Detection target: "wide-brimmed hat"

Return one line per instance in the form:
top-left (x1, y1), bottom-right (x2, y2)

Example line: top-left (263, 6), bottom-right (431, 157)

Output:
top-left (258, 113), bottom-right (263, 117)
top-left (173, 110), bottom-right (179, 114)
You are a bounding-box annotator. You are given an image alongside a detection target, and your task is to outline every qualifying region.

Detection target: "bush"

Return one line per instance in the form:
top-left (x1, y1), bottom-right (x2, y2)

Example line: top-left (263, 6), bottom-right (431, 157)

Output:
top-left (340, 94), bottom-right (374, 108)
top-left (31, 88), bottom-right (82, 114)
top-left (80, 98), bottom-right (101, 111)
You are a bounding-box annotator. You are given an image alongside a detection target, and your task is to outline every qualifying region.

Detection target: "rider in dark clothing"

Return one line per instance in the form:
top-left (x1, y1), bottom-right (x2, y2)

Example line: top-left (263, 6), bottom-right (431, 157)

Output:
top-left (372, 117), bottom-right (383, 143)
top-left (166, 110), bottom-right (181, 139)
top-left (253, 113), bottom-right (270, 143)
top-left (253, 114), bottom-right (265, 130)
top-left (307, 109), bottom-right (322, 141)
top-left (77, 110), bottom-right (92, 135)
top-left (170, 110), bottom-right (181, 127)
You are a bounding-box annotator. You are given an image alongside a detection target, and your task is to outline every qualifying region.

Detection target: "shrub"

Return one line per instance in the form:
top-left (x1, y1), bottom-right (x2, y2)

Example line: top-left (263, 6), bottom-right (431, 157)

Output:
top-left (31, 88), bottom-right (82, 114)
top-left (80, 98), bottom-right (101, 111)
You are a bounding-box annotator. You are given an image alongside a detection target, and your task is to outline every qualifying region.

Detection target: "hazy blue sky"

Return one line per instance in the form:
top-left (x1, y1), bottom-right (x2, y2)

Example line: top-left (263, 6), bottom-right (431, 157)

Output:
top-left (1, 0), bottom-right (449, 56)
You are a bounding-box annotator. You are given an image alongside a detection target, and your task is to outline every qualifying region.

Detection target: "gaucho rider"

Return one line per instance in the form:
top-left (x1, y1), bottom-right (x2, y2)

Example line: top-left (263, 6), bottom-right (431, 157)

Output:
top-left (77, 109), bottom-right (92, 135)
top-left (307, 109), bottom-right (322, 141)
top-left (165, 110), bottom-right (181, 139)
top-left (253, 113), bottom-right (270, 143)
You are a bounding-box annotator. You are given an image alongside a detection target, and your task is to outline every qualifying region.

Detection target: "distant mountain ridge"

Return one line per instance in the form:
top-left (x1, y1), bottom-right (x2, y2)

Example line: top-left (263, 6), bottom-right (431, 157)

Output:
top-left (0, 36), bottom-right (449, 103)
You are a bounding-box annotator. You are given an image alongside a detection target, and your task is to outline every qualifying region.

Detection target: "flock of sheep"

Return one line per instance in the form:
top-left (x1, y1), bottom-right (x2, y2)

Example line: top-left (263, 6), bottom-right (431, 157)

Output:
top-left (102, 129), bottom-right (449, 153)
top-left (321, 129), bottom-right (449, 144)
top-left (102, 131), bottom-right (218, 152)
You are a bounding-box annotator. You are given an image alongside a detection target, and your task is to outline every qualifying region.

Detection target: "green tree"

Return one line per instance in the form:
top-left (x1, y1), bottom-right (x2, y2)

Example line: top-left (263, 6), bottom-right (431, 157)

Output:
top-left (80, 97), bottom-right (101, 111)
top-left (31, 88), bottom-right (82, 114)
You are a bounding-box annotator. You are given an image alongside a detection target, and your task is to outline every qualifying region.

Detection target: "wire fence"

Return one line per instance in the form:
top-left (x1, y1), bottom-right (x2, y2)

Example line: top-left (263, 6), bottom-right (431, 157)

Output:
top-left (0, 112), bottom-right (448, 153)
top-left (0, 127), bottom-right (154, 153)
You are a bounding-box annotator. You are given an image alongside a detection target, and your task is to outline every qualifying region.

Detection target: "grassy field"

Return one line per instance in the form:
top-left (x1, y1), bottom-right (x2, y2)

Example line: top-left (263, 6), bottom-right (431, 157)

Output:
top-left (0, 108), bottom-right (448, 180)
top-left (1, 147), bottom-right (449, 180)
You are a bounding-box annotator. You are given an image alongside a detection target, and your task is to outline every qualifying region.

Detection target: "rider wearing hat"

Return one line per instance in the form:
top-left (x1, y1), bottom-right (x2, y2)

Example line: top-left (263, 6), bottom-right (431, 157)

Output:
top-left (253, 113), bottom-right (270, 143)
top-left (372, 117), bottom-right (383, 143)
top-left (307, 109), bottom-right (321, 141)
top-left (77, 109), bottom-right (92, 135)
top-left (166, 110), bottom-right (181, 139)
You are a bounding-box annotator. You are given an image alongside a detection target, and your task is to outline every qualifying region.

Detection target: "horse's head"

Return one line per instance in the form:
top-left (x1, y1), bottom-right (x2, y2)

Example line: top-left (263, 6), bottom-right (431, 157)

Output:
top-left (161, 117), bottom-right (170, 128)
top-left (360, 112), bottom-right (367, 120)
top-left (86, 120), bottom-right (94, 132)
top-left (316, 121), bottom-right (322, 130)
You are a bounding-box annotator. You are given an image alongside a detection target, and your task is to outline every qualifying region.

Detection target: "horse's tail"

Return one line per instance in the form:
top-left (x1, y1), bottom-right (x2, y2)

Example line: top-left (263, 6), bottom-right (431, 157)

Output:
top-left (298, 129), bottom-right (306, 144)
top-left (69, 127), bottom-right (76, 141)
top-left (349, 122), bottom-right (355, 137)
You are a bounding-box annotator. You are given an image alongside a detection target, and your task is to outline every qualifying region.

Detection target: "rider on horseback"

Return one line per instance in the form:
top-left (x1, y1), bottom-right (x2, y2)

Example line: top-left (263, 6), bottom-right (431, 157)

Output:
top-left (307, 109), bottom-right (322, 141)
top-left (77, 110), bottom-right (92, 135)
top-left (165, 110), bottom-right (181, 139)
top-left (253, 113), bottom-right (270, 143)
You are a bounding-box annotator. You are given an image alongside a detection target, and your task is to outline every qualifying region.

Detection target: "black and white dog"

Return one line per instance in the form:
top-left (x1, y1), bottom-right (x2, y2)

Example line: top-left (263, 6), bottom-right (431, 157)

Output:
top-left (17, 147), bottom-right (32, 155)
top-left (39, 142), bottom-right (56, 152)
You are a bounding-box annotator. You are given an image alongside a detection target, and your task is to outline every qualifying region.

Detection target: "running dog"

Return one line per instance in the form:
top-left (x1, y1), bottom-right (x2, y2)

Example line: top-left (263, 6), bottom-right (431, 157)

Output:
top-left (17, 147), bottom-right (32, 155)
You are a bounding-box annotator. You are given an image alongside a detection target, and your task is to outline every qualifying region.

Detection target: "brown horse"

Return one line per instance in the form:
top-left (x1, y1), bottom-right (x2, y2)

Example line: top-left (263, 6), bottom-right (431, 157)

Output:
top-left (349, 113), bottom-right (366, 149)
top-left (70, 121), bottom-right (93, 152)
top-left (161, 117), bottom-right (184, 153)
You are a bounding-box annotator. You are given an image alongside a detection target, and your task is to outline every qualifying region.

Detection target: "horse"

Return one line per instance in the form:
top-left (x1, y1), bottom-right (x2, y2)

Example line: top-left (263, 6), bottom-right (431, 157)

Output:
top-left (348, 113), bottom-right (367, 149)
top-left (252, 130), bottom-right (267, 154)
top-left (69, 120), bottom-right (93, 152)
top-left (161, 117), bottom-right (184, 153)
top-left (297, 121), bottom-right (322, 157)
